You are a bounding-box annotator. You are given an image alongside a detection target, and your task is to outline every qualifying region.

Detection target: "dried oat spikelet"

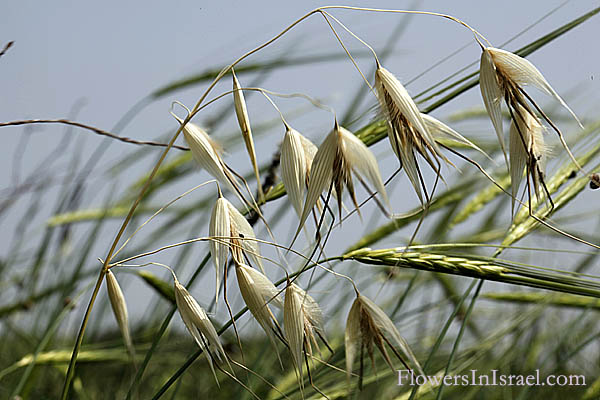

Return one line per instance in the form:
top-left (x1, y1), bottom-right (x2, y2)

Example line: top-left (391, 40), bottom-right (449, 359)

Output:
top-left (172, 114), bottom-right (238, 196)
top-left (480, 46), bottom-right (582, 169)
top-left (209, 193), bottom-right (230, 303)
top-left (509, 104), bottom-right (547, 217)
top-left (295, 121), bottom-right (389, 237)
top-left (375, 66), bottom-right (450, 204)
top-left (173, 274), bottom-right (230, 383)
top-left (284, 283), bottom-right (305, 389)
top-left (345, 293), bottom-right (423, 386)
top-left (280, 127), bottom-right (318, 218)
top-left (209, 194), bottom-right (264, 303)
top-left (235, 263), bottom-right (284, 363)
top-left (232, 68), bottom-right (263, 201)
top-left (283, 283), bottom-right (327, 387)
top-left (106, 270), bottom-right (134, 359)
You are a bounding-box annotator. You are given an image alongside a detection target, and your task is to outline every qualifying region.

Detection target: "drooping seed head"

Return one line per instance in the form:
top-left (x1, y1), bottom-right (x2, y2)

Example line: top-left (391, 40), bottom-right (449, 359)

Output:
top-left (480, 46), bottom-right (582, 170)
top-left (294, 122), bottom-right (388, 239)
top-left (374, 67), bottom-right (451, 203)
top-left (235, 263), bottom-right (283, 363)
top-left (281, 127), bottom-right (318, 218)
top-left (509, 104), bottom-right (547, 215)
top-left (172, 115), bottom-right (234, 192)
top-left (284, 283), bottom-right (306, 386)
top-left (173, 275), bottom-right (229, 382)
top-left (232, 68), bottom-right (263, 201)
top-left (106, 270), bottom-right (134, 358)
top-left (209, 195), bottom-right (264, 303)
top-left (209, 196), bottom-right (230, 302)
top-left (345, 293), bottom-right (423, 385)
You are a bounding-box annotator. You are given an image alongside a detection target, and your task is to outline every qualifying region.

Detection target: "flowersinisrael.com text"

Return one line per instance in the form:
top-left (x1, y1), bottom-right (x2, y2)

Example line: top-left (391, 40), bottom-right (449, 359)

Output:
top-left (398, 370), bottom-right (586, 387)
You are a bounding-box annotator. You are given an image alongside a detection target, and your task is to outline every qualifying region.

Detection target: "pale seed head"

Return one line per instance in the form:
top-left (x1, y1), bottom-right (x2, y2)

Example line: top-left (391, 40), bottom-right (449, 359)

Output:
top-left (295, 122), bottom-right (388, 238)
top-left (284, 283), bottom-right (306, 386)
top-left (209, 196), bottom-right (230, 302)
top-left (374, 66), bottom-right (449, 203)
top-left (106, 270), bottom-right (134, 358)
top-left (232, 68), bottom-right (263, 200)
top-left (345, 293), bottom-right (423, 385)
top-left (509, 104), bottom-right (547, 215)
top-left (209, 194), bottom-right (264, 303)
top-left (480, 46), bottom-right (582, 171)
top-left (235, 263), bottom-right (283, 361)
top-left (173, 275), bottom-right (229, 382)
top-left (281, 127), bottom-right (317, 218)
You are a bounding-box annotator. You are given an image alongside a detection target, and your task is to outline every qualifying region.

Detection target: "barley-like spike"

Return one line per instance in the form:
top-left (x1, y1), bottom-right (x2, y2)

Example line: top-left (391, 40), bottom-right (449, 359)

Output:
top-left (343, 248), bottom-right (600, 298)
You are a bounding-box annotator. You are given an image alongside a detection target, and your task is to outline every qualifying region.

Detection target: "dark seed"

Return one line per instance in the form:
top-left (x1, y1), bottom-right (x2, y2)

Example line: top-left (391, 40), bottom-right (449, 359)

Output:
top-left (590, 174), bottom-right (600, 190)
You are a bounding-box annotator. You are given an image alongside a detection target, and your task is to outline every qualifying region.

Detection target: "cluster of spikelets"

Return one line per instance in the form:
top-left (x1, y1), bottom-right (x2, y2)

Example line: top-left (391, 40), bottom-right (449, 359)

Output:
top-left (102, 8), bottom-right (586, 395)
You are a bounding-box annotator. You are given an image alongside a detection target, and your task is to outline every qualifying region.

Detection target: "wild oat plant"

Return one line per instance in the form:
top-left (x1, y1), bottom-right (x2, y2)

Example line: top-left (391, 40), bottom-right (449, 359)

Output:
top-left (2, 5), bottom-right (600, 400)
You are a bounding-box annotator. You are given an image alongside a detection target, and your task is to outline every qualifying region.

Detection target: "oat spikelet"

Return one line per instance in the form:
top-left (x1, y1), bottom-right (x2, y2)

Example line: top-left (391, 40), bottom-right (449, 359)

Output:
top-left (209, 195), bottom-right (230, 302)
top-left (480, 46), bottom-right (582, 171)
top-left (284, 283), bottom-right (328, 385)
top-left (209, 194), bottom-right (264, 301)
top-left (345, 293), bottom-right (423, 386)
top-left (509, 104), bottom-right (547, 217)
top-left (281, 127), bottom-right (318, 218)
top-left (172, 114), bottom-right (238, 196)
top-left (106, 270), bottom-right (134, 359)
top-left (173, 274), bottom-right (230, 383)
top-left (295, 121), bottom-right (388, 238)
top-left (235, 263), bottom-right (283, 364)
top-left (232, 68), bottom-right (263, 201)
top-left (375, 66), bottom-right (449, 204)
top-left (284, 283), bottom-right (306, 388)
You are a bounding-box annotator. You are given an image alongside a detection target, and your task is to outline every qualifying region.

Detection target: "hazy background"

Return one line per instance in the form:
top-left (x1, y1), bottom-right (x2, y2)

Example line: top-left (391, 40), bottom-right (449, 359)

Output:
top-left (1, 0), bottom-right (599, 325)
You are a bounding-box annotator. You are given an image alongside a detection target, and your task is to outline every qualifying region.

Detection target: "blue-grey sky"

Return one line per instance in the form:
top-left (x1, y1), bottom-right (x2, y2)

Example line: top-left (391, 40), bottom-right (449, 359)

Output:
top-left (1, 1), bottom-right (599, 322)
